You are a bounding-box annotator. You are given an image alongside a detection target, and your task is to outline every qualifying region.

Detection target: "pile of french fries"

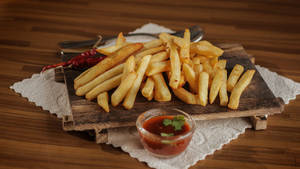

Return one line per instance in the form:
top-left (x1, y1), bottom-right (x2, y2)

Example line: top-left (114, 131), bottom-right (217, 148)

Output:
top-left (73, 30), bottom-right (255, 113)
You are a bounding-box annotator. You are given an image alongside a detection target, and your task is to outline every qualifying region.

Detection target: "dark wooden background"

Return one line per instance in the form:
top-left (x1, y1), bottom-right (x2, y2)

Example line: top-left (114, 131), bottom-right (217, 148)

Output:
top-left (1, 0), bottom-right (300, 168)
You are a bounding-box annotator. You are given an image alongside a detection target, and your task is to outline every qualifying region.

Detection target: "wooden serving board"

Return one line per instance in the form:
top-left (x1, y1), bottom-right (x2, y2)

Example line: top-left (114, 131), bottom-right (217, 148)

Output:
top-left (57, 43), bottom-right (284, 140)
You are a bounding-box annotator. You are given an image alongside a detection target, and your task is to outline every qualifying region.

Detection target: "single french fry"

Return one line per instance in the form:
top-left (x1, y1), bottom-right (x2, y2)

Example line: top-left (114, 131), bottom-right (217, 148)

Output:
top-left (180, 29), bottom-right (190, 61)
top-left (111, 72), bottom-right (137, 106)
top-left (86, 74), bottom-right (122, 101)
top-left (122, 55), bottom-right (135, 81)
top-left (169, 41), bottom-right (181, 89)
top-left (182, 63), bottom-right (197, 93)
top-left (193, 64), bottom-right (203, 78)
top-left (210, 57), bottom-right (219, 67)
top-left (178, 72), bottom-right (186, 87)
top-left (228, 70), bottom-right (255, 109)
top-left (146, 60), bottom-right (170, 76)
top-left (96, 32), bottom-right (127, 55)
top-left (227, 64), bottom-right (244, 92)
top-left (152, 73), bottom-right (171, 102)
top-left (141, 77), bottom-right (154, 99)
top-left (190, 41), bottom-right (224, 58)
top-left (135, 46), bottom-right (164, 63)
top-left (215, 59), bottom-right (227, 69)
top-left (203, 60), bottom-right (214, 76)
top-left (75, 43), bottom-right (143, 89)
top-left (209, 69), bottom-right (225, 104)
top-left (198, 72), bottom-right (209, 106)
top-left (97, 92), bottom-right (109, 113)
top-left (123, 55), bottom-right (152, 109)
top-left (219, 70), bottom-right (228, 106)
top-left (173, 87), bottom-right (197, 104)
top-left (159, 32), bottom-right (173, 43)
top-left (143, 39), bottom-right (163, 50)
top-left (150, 51), bottom-right (168, 63)
top-left (75, 63), bottom-right (124, 96)
top-left (116, 32), bottom-right (126, 46)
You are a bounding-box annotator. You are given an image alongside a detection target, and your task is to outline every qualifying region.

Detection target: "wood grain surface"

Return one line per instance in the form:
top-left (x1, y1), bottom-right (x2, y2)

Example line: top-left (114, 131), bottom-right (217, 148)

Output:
top-left (1, 0), bottom-right (300, 169)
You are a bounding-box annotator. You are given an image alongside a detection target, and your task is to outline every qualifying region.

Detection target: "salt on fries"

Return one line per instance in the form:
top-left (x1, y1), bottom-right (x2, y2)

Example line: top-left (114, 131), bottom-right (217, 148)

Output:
top-left (74, 29), bottom-right (255, 112)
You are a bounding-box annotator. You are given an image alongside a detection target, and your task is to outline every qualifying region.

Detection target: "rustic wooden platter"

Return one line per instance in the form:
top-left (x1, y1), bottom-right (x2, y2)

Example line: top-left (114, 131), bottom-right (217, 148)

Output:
top-left (57, 43), bottom-right (284, 140)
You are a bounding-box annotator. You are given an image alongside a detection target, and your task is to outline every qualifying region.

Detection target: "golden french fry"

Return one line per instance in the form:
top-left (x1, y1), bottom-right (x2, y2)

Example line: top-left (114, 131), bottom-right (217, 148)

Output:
top-left (141, 77), bottom-right (154, 99)
top-left (111, 72), bottom-right (137, 106)
top-left (75, 68), bottom-right (90, 82)
top-left (76, 63), bottom-right (124, 96)
top-left (209, 69), bottom-right (225, 104)
top-left (169, 41), bottom-right (181, 89)
top-left (86, 74), bottom-right (122, 101)
top-left (228, 70), bottom-right (255, 109)
top-left (75, 43), bottom-right (143, 89)
top-left (182, 63), bottom-right (197, 93)
top-left (150, 51), bottom-right (168, 63)
top-left (190, 41), bottom-right (224, 58)
top-left (173, 87), bottom-right (197, 104)
top-left (198, 72), bottom-right (209, 106)
top-left (122, 55), bottom-right (135, 81)
top-left (192, 57), bottom-right (201, 65)
top-left (203, 60), bottom-right (214, 76)
top-left (146, 60), bottom-right (170, 76)
top-left (123, 55), bottom-right (152, 109)
top-left (116, 32), bottom-right (126, 46)
top-left (173, 36), bottom-right (185, 47)
top-left (215, 59), bottom-right (227, 69)
top-left (219, 70), bottom-right (228, 106)
top-left (178, 72), bottom-right (186, 87)
top-left (210, 57), bottom-right (218, 67)
top-left (152, 73), bottom-right (171, 102)
top-left (198, 55), bottom-right (208, 64)
top-left (96, 32), bottom-right (127, 55)
top-left (227, 64), bottom-right (244, 92)
top-left (143, 39), bottom-right (163, 50)
top-left (193, 64), bottom-right (203, 78)
top-left (159, 32), bottom-right (173, 43)
top-left (180, 29), bottom-right (190, 61)
top-left (135, 46), bottom-right (164, 63)
top-left (97, 92), bottom-right (109, 113)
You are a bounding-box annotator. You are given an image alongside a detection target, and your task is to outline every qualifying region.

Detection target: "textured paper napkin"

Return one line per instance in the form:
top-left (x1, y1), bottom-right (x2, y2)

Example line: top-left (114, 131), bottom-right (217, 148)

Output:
top-left (10, 23), bottom-right (300, 169)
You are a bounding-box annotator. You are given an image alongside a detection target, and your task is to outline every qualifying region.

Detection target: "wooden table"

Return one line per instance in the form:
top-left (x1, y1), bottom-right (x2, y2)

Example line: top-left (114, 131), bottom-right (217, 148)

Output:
top-left (1, 0), bottom-right (299, 168)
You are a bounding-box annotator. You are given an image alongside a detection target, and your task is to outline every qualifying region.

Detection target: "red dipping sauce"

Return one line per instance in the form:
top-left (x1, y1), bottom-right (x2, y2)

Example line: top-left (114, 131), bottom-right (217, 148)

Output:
top-left (136, 109), bottom-right (195, 158)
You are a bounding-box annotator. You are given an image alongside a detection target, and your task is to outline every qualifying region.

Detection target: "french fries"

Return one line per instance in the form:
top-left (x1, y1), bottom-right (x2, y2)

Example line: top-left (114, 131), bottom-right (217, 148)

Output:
top-left (228, 70), bottom-right (255, 109)
top-left (219, 70), bottom-right (228, 106)
top-left (111, 72), bottom-right (137, 106)
top-left (173, 87), bottom-right (197, 104)
top-left (73, 30), bottom-right (255, 112)
top-left (123, 55), bottom-right (152, 109)
top-left (150, 51), bottom-right (168, 63)
top-left (190, 41), bottom-right (224, 58)
top-left (227, 64), bottom-right (244, 92)
top-left (122, 55), bottom-right (135, 82)
top-left (198, 72), bottom-right (209, 106)
top-left (146, 60), bottom-right (170, 76)
top-left (85, 74), bottom-right (122, 101)
top-left (96, 32), bottom-right (127, 55)
top-left (209, 69), bottom-right (225, 104)
top-left (97, 92), bottom-right (109, 113)
top-left (141, 77), bottom-right (155, 100)
top-left (143, 39), bottom-right (163, 50)
top-left (135, 46), bottom-right (164, 63)
top-left (152, 73), bottom-right (171, 102)
top-left (75, 43), bottom-right (143, 89)
top-left (76, 63), bottom-right (124, 96)
top-left (169, 41), bottom-right (181, 89)
top-left (182, 63), bottom-right (197, 93)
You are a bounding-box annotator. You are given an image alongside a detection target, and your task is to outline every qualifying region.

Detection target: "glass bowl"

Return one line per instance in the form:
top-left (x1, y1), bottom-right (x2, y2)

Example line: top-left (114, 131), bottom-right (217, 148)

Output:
top-left (136, 108), bottom-right (195, 158)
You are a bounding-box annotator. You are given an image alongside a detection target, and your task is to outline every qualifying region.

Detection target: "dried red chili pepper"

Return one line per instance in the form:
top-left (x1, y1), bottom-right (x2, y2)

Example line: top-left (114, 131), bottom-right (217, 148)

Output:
top-left (42, 49), bottom-right (106, 72)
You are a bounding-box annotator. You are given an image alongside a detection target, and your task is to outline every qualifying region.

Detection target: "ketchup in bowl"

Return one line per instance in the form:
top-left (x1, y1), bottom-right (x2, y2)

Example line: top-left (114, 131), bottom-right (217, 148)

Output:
top-left (136, 108), bottom-right (195, 158)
